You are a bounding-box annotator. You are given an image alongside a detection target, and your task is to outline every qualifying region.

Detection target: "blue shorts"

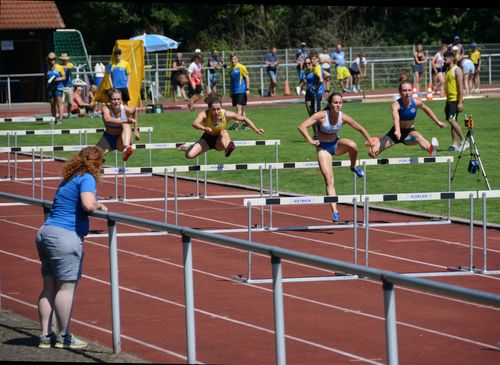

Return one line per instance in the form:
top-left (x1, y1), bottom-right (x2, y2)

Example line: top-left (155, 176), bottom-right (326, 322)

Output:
top-left (47, 88), bottom-right (63, 98)
top-left (267, 69), bottom-right (277, 83)
top-left (36, 224), bottom-right (84, 281)
top-left (462, 62), bottom-right (475, 75)
top-left (96, 131), bottom-right (119, 151)
top-left (318, 138), bottom-right (339, 155)
top-left (209, 73), bottom-right (217, 86)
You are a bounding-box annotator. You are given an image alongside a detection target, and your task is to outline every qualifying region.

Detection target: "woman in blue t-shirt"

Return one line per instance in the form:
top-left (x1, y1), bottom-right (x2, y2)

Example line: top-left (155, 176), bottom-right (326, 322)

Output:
top-left (35, 146), bottom-right (107, 349)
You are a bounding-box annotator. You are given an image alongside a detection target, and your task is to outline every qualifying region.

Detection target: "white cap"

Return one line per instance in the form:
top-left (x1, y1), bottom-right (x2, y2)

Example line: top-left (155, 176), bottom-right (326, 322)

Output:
top-left (195, 48), bottom-right (201, 53)
top-left (451, 45), bottom-right (459, 51)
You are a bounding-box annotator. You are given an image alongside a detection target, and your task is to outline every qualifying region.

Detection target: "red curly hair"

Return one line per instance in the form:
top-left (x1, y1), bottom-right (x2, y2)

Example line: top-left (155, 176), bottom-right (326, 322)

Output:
top-left (61, 146), bottom-right (104, 182)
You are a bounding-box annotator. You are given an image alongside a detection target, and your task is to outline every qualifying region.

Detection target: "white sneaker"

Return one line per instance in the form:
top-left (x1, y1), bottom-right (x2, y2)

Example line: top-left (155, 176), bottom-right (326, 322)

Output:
top-left (352, 86), bottom-right (358, 93)
top-left (461, 140), bottom-right (470, 151)
top-left (295, 86), bottom-right (301, 95)
top-left (431, 137), bottom-right (439, 157)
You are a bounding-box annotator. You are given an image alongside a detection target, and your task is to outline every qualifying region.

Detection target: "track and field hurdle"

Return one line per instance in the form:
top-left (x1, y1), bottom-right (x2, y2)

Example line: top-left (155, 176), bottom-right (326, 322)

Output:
top-left (0, 116), bottom-right (55, 123)
top-left (241, 189), bottom-right (500, 283)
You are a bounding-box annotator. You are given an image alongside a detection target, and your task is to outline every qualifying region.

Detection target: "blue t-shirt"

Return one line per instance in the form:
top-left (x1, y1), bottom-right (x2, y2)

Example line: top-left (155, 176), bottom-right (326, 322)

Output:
top-left (47, 64), bottom-right (65, 91)
top-left (228, 63), bottom-right (248, 95)
top-left (304, 65), bottom-right (324, 94)
top-left (331, 51), bottom-right (346, 67)
top-left (45, 173), bottom-right (97, 235)
top-left (265, 53), bottom-right (279, 70)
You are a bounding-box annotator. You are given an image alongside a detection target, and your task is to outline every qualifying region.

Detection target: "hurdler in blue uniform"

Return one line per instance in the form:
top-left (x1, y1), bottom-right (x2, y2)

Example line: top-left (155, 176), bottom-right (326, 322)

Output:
top-left (366, 80), bottom-right (447, 158)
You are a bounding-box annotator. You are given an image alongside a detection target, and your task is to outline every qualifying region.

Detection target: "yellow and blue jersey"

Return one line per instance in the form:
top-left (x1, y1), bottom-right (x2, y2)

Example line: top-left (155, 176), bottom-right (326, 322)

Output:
top-left (106, 60), bottom-right (131, 89)
top-left (228, 63), bottom-right (248, 94)
top-left (47, 64), bottom-right (65, 91)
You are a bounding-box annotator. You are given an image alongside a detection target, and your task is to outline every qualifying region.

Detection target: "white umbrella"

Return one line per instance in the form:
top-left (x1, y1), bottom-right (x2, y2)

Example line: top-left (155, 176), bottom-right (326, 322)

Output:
top-left (130, 33), bottom-right (180, 52)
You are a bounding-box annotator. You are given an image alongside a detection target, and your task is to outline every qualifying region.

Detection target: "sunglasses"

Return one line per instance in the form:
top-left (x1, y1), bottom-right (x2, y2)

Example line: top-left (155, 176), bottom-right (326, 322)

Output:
top-left (48, 58), bottom-right (56, 61)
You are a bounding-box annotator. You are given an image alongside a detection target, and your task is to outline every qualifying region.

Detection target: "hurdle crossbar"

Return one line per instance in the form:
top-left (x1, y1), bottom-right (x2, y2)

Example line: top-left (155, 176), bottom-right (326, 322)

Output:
top-left (0, 126), bottom-right (154, 136)
top-left (0, 117), bottom-right (55, 123)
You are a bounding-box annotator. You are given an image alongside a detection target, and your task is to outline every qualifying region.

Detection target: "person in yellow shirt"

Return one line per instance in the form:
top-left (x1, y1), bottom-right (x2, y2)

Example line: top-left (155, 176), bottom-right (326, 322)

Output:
top-left (105, 48), bottom-right (132, 105)
top-left (444, 51), bottom-right (468, 152)
top-left (177, 93), bottom-right (264, 159)
top-left (469, 42), bottom-right (482, 93)
top-left (46, 52), bottom-right (66, 125)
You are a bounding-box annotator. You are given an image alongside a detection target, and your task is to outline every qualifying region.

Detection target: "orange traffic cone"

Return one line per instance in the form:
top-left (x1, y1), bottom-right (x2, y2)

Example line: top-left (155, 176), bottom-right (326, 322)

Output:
top-left (412, 84), bottom-right (418, 98)
top-left (284, 79), bottom-right (291, 96)
top-left (426, 84), bottom-right (433, 100)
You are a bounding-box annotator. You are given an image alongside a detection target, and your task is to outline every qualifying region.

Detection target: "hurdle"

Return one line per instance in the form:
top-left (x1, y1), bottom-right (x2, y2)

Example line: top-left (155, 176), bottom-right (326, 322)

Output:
top-left (240, 189), bottom-right (500, 283)
top-left (0, 116), bottom-right (55, 123)
top-left (0, 127), bottom-right (154, 168)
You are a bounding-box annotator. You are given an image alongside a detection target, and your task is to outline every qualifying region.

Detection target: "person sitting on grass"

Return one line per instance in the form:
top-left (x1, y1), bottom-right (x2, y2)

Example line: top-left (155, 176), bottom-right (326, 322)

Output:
top-left (95, 89), bottom-right (140, 161)
top-left (177, 93), bottom-right (264, 159)
top-left (365, 80), bottom-right (447, 158)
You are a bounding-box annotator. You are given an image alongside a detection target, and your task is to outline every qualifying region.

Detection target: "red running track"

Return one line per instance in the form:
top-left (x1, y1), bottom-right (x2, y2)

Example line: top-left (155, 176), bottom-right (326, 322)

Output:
top-left (1, 154), bottom-right (500, 364)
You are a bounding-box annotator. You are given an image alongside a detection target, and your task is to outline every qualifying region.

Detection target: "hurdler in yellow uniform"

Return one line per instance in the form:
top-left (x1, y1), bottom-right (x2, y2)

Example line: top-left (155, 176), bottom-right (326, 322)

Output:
top-left (177, 93), bottom-right (265, 159)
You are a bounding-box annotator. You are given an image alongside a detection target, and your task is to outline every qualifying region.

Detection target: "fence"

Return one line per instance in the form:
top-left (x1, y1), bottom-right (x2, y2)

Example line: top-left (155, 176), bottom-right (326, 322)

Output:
top-left (1, 44), bottom-right (500, 106)
top-left (1, 190), bottom-right (499, 364)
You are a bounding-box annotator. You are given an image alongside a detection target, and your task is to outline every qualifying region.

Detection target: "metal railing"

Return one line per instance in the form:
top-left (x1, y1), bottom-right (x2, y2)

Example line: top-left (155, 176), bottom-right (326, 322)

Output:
top-left (1, 190), bottom-right (499, 364)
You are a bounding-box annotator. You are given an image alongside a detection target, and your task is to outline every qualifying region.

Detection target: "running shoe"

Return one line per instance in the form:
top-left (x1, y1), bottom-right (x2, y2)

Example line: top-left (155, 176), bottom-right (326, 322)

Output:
top-left (241, 124), bottom-right (249, 130)
top-left (54, 333), bottom-right (88, 349)
top-left (332, 211), bottom-right (340, 223)
top-left (295, 86), bottom-right (301, 95)
top-left (461, 140), bottom-right (470, 151)
top-left (176, 143), bottom-right (188, 151)
top-left (225, 141), bottom-right (236, 157)
top-left (229, 123), bottom-right (239, 130)
top-left (447, 145), bottom-right (459, 152)
top-left (38, 333), bottom-right (56, 348)
top-left (342, 87), bottom-right (351, 93)
top-left (430, 137), bottom-right (439, 157)
top-left (122, 145), bottom-right (133, 161)
top-left (351, 166), bottom-right (364, 178)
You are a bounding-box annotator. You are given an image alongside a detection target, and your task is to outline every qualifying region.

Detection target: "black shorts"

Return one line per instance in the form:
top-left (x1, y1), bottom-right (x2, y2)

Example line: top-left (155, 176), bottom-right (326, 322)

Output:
top-left (386, 126), bottom-right (416, 144)
top-left (116, 87), bottom-right (130, 103)
top-left (445, 101), bottom-right (460, 121)
top-left (349, 67), bottom-right (360, 75)
top-left (188, 84), bottom-right (203, 97)
top-left (201, 133), bottom-right (219, 150)
top-left (231, 92), bottom-right (247, 107)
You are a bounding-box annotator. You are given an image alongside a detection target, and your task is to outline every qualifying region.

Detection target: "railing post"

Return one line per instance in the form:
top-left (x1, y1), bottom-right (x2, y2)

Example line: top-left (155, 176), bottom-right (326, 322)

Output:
top-left (107, 218), bottom-right (121, 354)
top-left (182, 234), bottom-right (196, 364)
top-left (383, 281), bottom-right (399, 365)
top-left (469, 193), bottom-right (474, 271)
top-left (271, 255), bottom-right (286, 365)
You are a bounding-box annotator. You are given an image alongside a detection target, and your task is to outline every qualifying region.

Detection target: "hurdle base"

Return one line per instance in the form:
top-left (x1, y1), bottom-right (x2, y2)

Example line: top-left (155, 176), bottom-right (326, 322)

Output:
top-left (474, 269), bottom-right (500, 275)
top-left (231, 272), bottom-right (359, 284)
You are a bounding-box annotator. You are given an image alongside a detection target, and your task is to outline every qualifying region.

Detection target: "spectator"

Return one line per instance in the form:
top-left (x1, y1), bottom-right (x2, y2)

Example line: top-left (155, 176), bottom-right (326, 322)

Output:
top-left (449, 35), bottom-right (464, 67)
top-left (36, 146), bottom-right (107, 350)
top-left (318, 47), bottom-right (332, 94)
top-left (46, 52), bottom-right (65, 125)
top-left (295, 41), bottom-right (309, 95)
top-left (208, 50), bottom-right (225, 94)
top-left (432, 44), bottom-right (447, 96)
top-left (94, 62), bottom-right (105, 88)
top-left (443, 51), bottom-right (468, 151)
top-left (303, 54), bottom-right (324, 117)
top-left (170, 52), bottom-right (188, 102)
top-left (461, 55), bottom-right (475, 96)
top-left (70, 85), bottom-right (91, 117)
top-left (187, 54), bottom-right (204, 111)
top-left (105, 48), bottom-right (131, 105)
top-left (228, 53), bottom-right (250, 130)
top-left (264, 46), bottom-right (279, 97)
top-left (59, 53), bottom-right (74, 118)
top-left (331, 43), bottom-right (352, 93)
top-left (412, 43), bottom-right (427, 92)
top-left (349, 51), bottom-right (367, 93)
top-left (87, 84), bottom-right (101, 116)
top-left (469, 42), bottom-right (481, 93)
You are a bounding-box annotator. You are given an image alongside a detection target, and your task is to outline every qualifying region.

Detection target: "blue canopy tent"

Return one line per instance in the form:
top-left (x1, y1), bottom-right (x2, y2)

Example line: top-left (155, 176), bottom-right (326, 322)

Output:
top-left (130, 34), bottom-right (180, 102)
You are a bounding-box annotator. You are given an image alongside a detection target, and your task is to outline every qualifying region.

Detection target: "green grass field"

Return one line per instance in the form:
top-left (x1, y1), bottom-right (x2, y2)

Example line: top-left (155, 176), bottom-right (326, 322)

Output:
top-left (2, 96), bottom-right (499, 223)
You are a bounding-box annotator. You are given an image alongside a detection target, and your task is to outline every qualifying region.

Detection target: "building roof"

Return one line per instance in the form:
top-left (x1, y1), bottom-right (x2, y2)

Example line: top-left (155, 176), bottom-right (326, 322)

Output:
top-left (0, 0), bottom-right (65, 30)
